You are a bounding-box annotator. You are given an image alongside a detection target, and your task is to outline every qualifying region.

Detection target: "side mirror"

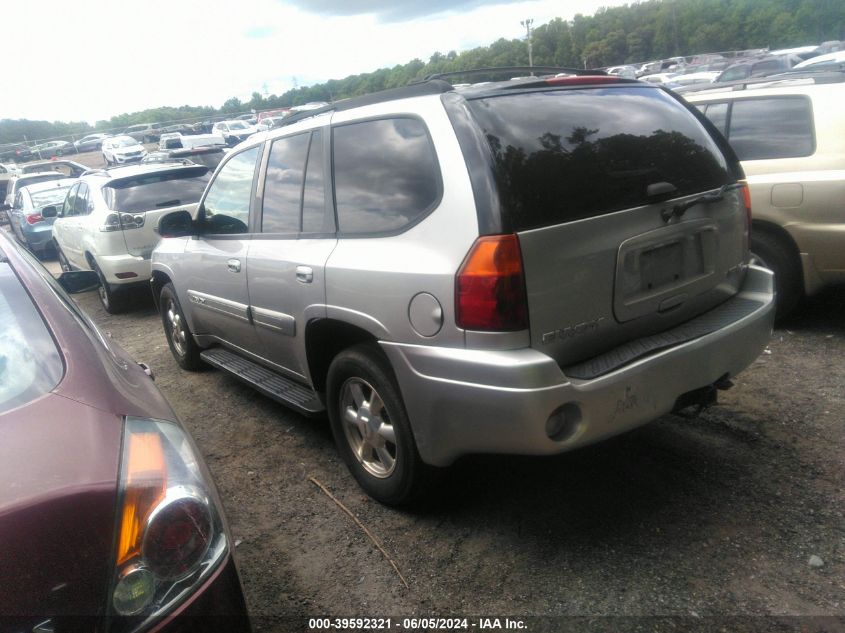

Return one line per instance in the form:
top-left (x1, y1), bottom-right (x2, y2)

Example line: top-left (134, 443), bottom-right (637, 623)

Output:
top-left (41, 205), bottom-right (58, 218)
top-left (157, 209), bottom-right (194, 237)
top-left (57, 270), bottom-right (100, 294)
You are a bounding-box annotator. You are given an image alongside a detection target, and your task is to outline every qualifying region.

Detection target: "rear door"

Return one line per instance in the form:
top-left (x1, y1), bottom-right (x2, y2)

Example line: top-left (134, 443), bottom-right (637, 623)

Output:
top-left (464, 85), bottom-right (746, 368)
top-left (246, 127), bottom-right (336, 380)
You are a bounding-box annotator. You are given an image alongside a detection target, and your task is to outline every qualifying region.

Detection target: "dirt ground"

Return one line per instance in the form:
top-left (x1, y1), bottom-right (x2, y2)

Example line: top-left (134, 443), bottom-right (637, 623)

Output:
top-left (10, 149), bottom-right (845, 631)
top-left (40, 270), bottom-right (838, 632)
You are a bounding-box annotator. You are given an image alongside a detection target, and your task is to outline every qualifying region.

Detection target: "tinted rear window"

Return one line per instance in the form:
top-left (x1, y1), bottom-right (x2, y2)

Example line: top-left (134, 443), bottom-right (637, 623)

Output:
top-left (104, 167), bottom-right (210, 212)
top-left (725, 97), bottom-right (814, 160)
top-left (466, 87), bottom-right (732, 231)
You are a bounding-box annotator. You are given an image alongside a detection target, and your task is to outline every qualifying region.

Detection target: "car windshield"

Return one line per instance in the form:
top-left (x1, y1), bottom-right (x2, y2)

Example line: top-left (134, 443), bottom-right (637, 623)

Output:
top-left (17, 174), bottom-right (64, 189)
top-left (30, 186), bottom-right (72, 209)
top-left (227, 121), bottom-right (248, 130)
top-left (113, 137), bottom-right (138, 148)
top-left (0, 263), bottom-right (64, 414)
top-left (103, 167), bottom-right (210, 212)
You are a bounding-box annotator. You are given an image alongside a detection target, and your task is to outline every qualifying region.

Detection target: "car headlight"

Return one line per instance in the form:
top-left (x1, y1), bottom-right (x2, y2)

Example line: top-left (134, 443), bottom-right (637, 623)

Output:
top-left (108, 417), bottom-right (229, 632)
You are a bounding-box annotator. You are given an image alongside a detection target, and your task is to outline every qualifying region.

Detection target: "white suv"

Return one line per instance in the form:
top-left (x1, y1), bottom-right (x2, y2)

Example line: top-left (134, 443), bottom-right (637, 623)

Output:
top-left (49, 163), bottom-right (210, 312)
top-left (102, 135), bottom-right (148, 166)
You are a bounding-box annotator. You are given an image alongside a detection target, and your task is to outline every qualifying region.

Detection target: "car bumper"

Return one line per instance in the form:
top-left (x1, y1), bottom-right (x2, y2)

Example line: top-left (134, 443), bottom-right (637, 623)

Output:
top-left (21, 224), bottom-right (54, 251)
top-left (99, 252), bottom-right (151, 285)
top-left (381, 265), bottom-right (775, 467)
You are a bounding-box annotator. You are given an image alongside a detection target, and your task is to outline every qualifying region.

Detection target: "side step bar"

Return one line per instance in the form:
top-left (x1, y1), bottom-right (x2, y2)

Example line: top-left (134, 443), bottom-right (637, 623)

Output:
top-left (200, 347), bottom-right (325, 416)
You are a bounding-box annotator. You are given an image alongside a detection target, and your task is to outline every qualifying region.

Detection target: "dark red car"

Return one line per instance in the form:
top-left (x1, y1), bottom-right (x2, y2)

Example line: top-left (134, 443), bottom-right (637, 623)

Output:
top-left (0, 230), bottom-right (250, 633)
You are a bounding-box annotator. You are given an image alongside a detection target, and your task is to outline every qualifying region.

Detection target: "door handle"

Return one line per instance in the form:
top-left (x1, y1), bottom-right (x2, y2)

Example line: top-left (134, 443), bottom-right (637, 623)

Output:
top-left (296, 265), bottom-right (313, 284)
top-left (227, 258), bottom-right (241, 273)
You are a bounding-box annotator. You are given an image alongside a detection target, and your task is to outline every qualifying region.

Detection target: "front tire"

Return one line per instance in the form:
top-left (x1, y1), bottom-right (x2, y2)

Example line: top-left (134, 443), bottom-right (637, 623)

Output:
top-left (750, 231), bottom-right (802, 321)
top-left (160, 283), bottom-right (203, 370)
top-left (327, 343), bottom-right (433, 506)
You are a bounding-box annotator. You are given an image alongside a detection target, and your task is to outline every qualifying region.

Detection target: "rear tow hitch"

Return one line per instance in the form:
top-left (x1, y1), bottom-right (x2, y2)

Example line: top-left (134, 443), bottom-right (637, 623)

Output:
top-left (672, 374), bottom-right (733, 418)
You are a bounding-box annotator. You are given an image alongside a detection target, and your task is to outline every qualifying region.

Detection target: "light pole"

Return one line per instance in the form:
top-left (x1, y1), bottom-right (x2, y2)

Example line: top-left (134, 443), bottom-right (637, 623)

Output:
top-left (520, 18), bottom-right (534, 71)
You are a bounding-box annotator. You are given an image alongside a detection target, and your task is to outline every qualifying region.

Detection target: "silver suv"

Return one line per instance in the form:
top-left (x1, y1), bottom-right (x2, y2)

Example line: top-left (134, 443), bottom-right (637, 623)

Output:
top-left (151, 73), bottom-right (775, 505)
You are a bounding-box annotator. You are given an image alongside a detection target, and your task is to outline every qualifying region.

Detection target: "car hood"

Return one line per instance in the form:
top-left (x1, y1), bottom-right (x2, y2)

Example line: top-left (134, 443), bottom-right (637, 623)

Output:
top-left (113, 145), bottom-right (145, 155)
top-left (0, 393), bottom-right (122, 624)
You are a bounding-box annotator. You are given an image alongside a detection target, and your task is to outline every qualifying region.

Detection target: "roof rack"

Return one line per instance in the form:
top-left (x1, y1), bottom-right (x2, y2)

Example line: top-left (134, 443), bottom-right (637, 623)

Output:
top-left (420, 66), bottom-right (607, 81)
top-left (276, 79), bottom-right (454, 129)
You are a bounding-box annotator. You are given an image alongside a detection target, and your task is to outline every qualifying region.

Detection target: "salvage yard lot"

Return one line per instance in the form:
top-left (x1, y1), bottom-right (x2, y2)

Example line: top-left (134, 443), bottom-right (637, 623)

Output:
top-left (56, 274), bottom-right (843, 629)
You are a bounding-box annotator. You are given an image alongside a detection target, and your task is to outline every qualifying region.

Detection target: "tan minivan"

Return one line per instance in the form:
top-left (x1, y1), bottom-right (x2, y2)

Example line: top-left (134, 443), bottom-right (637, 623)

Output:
top-left (686, 74), bottom-right (845, 318)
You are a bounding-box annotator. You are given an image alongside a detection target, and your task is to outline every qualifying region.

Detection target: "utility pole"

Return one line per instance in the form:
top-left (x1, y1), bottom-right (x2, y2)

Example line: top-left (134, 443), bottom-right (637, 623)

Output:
top-left (520, 18), bottom-right (534, 72)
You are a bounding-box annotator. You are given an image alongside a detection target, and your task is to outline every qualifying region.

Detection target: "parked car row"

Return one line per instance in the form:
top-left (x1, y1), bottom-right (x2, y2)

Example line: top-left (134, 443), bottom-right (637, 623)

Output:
top-left (7, 64), bottom-right (843, 627)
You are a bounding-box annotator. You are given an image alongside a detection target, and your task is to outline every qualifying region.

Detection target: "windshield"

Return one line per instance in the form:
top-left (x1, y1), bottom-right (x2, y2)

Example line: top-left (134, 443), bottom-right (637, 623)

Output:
top-left (227, 121), bottom-right (248, 130)
top-left (113, 137), bottom-right (138, 148)
top-left (103, 168), bottom-right (210, 212)
top-left (30, 186), bottom-right (72, 209)
top-left (0, 264), bottom-right (64, 414)
top-left (17, 174), bottom-right (64, 190)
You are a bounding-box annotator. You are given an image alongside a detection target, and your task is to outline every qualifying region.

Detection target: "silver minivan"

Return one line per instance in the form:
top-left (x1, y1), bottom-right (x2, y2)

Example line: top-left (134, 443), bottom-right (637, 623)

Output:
top-left (152, 73), bottom-right (775, 505)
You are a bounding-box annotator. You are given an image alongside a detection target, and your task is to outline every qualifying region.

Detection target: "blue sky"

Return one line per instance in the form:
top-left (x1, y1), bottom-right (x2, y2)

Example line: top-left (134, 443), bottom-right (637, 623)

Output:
top-left (3, 0), bottom-right (627, 123)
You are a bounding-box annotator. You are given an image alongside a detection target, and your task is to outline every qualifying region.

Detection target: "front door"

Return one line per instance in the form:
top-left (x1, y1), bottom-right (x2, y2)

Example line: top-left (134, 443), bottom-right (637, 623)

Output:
top-left (181, 145), bottom-right (262, 349)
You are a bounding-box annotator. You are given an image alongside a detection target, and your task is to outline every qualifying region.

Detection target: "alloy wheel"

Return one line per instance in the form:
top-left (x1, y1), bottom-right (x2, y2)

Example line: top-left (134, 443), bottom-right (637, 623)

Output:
top-left (339, 378), bottom-right (397, 478)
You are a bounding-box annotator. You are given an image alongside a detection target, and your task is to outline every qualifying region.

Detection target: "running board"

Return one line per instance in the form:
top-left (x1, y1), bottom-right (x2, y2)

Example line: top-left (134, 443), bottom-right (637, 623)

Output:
top-left (200, 347), bottom-right (325, 416)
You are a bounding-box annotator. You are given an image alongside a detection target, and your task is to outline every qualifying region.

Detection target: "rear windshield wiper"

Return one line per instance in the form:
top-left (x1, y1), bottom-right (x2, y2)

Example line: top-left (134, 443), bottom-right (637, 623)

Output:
top-left (661, 182), bottom-right (744, 222)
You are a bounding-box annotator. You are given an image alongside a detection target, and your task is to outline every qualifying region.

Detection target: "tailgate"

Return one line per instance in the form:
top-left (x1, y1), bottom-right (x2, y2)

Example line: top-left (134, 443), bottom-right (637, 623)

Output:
top-left (463, 84), bottom-right (747, 367)
top-left (518, 190), bottom-right (747, 367)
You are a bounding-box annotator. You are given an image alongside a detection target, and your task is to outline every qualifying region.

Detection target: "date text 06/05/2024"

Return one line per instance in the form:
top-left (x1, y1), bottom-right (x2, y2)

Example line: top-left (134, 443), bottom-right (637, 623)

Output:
top-left (307, 617), bottom-right (528, 630)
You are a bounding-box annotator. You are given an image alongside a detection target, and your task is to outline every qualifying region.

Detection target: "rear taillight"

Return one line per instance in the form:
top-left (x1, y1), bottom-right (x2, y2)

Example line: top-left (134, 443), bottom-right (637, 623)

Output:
top-left (25, 214), bottom-right (44, 225)
top-left (100, 212), bottom-right (145, 232)
top-left (456, 234), bottom-right (528, 331)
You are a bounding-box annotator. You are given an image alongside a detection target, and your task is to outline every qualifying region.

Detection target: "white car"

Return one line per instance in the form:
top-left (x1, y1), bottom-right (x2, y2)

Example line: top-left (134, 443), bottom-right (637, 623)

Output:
top-left (672, 71), bottom-right (720, 86)
top-left (211, 120), bottom-right (258, 146)
top-left (49, 163), bottom-right (210, 313)
top-left (793, 50), bottom-right (845, 69)
top-left (102, 135), bottom-right (148, 166)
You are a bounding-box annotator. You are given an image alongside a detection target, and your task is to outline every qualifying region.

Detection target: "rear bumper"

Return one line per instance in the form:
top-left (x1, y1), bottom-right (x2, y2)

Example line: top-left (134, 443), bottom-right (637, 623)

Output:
top-left (382, 265), bottom-right (775, 467)
top-left (99, 252), bottom-right (152, 285)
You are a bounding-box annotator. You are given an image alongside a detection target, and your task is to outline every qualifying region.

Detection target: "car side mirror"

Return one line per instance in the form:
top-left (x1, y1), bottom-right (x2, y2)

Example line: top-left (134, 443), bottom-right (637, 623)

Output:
top-left (57, 270), bottom-right (100, 294)
top-left (157, 209), bottom-right (194, 237)
top-left (41, 205), bottom-right (58, 218)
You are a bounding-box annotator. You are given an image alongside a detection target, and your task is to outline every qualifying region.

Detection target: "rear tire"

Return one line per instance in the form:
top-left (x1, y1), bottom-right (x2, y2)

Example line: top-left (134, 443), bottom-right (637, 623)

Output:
top-left (160, 283), bottom-right (203, 370)
top-left (92, 260), bottom-right (128, 314)
top-left (327, 343), bottom-right (436, 506)
top-left (750, 231), bottom-right (802, 321)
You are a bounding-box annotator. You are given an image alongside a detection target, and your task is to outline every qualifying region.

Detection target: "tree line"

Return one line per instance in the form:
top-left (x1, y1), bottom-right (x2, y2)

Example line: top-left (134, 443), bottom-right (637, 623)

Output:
top-left (2, 0), bottom-right (842, 146)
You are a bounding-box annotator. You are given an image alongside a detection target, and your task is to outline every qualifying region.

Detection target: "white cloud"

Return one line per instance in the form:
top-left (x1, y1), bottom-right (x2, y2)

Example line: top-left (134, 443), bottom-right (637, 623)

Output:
top-left (3, 0), bottom-right (627, 124)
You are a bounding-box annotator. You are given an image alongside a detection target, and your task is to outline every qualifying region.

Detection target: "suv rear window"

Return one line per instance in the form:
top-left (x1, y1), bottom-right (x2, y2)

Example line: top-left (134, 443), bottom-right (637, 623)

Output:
top-left (103, 167), bottom-right (210, 212)
top-left (466, 87), bottom-right (732, 231)
top-left (0, 264), bottom-right (63, 413)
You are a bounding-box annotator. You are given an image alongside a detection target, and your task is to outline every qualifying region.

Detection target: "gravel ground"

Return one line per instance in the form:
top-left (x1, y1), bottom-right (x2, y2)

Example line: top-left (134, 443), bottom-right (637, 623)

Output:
top-left (48, 273), bottom-right (843, 633)
top-left (16, 150), bottom-right (844, 631)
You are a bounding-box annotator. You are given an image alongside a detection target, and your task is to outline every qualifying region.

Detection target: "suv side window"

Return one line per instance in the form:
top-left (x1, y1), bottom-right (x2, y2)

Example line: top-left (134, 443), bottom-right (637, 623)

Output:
top-left (302, 129), bottom-right (328, 233)
top-left (261, 132), bottom-right (310, 234)
top-left (333, 117), bottom-right (440, 235)
top-left (727, 97), bottom-right (814, 160)
top-left (201, 145), bottom-right (260, 235)
top-left (702, 103), bottom-right (729, 136)
top-left (63, 183), bottom-right (79, 217)
top-left (74, 183), bottom-right (89, 216)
